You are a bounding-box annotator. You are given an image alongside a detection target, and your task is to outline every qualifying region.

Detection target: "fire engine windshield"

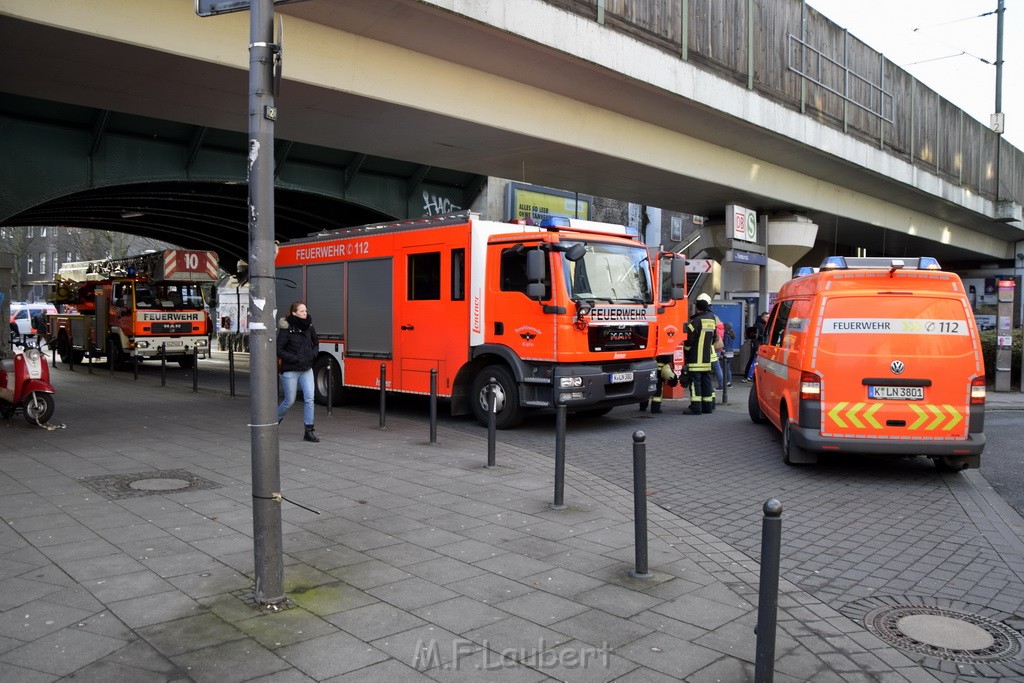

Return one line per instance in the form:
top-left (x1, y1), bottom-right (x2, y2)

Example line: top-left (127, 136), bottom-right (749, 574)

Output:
top-left (149, 284), bottom-right (206, 309)
top-left (562, 242), bottom-right (653, 304)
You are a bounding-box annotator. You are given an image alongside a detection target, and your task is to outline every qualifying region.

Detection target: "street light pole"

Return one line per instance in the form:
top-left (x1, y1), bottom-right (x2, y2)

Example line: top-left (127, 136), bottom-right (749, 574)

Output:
top-left (247, 0), bottom-right (285, 606)
top-left (994, 0), bottom-right (1005, 200)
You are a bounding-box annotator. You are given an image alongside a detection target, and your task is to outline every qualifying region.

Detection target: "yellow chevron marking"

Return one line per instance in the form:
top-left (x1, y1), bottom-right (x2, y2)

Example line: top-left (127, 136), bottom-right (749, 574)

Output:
top-left (864, 403), bottom-right (883, 429)
top-left (926, 404), bottom-right (944, 430)
top-left (909, 404), bottom-right (928, 430)
top-left (942, 405), bottom-right (963, 431)
top-left (846, 402), bottom-right (866, 429)
top-left (901, 320), bottom-right (924, 332)
top-left (828, 402), bottom-right (848, 428)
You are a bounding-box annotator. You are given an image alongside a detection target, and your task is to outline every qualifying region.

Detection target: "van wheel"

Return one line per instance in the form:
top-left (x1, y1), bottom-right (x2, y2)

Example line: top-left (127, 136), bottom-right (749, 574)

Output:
top-left (471, 365), bottom-right (522, 429)
top-left (748, 381), bottom-right (766, 424)
top-left (933, 456), bottom-right (968, 473)
top-left (782, 414), bottom-right (816, 465)
top-left (313, 355), bottom-right (348, 406)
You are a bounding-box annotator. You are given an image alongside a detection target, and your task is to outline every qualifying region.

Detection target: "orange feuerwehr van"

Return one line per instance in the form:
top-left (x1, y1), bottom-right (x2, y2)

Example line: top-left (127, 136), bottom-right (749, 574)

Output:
top-left (748, 256), bottom-right (986, 471)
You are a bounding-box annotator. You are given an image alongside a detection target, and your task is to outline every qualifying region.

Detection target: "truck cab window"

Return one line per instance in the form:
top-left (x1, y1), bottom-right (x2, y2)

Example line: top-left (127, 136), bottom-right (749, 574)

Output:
top-left (501, 247), bottom-right (550, 299)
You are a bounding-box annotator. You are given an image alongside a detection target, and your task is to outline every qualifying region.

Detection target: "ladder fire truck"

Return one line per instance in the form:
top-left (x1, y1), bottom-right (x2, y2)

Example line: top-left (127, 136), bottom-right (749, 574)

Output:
top-left (275, 212), bottom-right (688, 428)
top-left (48, 249), bottom-right (218, 368)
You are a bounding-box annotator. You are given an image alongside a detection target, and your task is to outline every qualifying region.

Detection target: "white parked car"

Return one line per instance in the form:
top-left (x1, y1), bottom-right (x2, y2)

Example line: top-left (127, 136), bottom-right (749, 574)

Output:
top-left (9, 302), bottom-right (57, 337)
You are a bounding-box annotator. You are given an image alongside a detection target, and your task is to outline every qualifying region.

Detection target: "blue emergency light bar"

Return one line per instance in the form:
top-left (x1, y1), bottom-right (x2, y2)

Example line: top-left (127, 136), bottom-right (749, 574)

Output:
top-left (817, 256), bottom-right (942, 271)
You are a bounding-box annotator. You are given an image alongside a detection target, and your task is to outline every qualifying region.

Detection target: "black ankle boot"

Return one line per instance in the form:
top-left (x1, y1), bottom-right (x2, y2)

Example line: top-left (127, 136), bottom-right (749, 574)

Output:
top-left (303, 425), bottom-right (319, 442)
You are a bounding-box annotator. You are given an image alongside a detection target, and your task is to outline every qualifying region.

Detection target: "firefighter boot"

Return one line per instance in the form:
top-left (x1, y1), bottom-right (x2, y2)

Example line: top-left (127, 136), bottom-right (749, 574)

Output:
top-left (304, 424), bottom-right (320, 443)
top-left (650, 402), bottom-right (662, 414)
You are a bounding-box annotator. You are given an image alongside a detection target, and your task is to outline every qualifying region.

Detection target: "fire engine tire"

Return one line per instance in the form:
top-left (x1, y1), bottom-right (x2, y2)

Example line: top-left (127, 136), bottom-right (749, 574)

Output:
top-left (782, 412), bottom-right (815, 466)
top-left (23, 392), bottom-right (54, 425)
top-left (748, 382), bottom-right (767, 424)
top-left (177, 355), bottom-right (196, 369)
top-left (313, 355), bottom-right (347, 406)
top-left (109, 337), bottom-right (132, 370)
top-left (57, 332), bottom-right (74, 364)
top-left (471, 365), bottom-right (523, 429)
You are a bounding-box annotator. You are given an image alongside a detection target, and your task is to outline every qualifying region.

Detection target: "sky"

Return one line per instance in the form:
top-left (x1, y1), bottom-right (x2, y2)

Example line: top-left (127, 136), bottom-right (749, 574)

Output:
top-left (805, 0), bottom-right (1023, 149)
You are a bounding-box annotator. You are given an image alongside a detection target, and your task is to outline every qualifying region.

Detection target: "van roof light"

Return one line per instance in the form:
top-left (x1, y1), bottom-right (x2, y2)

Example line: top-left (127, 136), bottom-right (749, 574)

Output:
top-left (820, 256), bottom-right (847, 270)
top-left (918, 257), bottom-right (941, 270)
top-left (794, 266), bottom-right (817, 277)
top-left (539, 217), bottom-right (571, 229)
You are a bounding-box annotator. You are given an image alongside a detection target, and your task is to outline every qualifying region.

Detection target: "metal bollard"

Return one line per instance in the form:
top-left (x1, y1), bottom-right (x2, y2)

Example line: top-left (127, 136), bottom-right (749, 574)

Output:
top-left (160, 343), bottom-right (167, 386)
top-left (326, 358), bottom-right (333, 416)
top-left (228, 343), bottom-right (236, 397)
top-left (378, 363), bottom-right (387, 429)
top-left (629, 430), bottom-right (652, 579)
top-left (192, 346), bottom-right (198, 393)
top-left (485, 382), bottom-right (496, 468)
top-left (429, 368), bottom-right (438, 444)
top-left (109, 338), bottom-right (115, 377)
top-left (721, 380), bottom-right (728, 405)
top-left (551, 404), bottom-right (567, 509)
top-left (133, 351), bottom-right (139, 380)
top-left (755, 498), bottom-right (783, 683)
top-left (51, 342), bottom-right (57, 369)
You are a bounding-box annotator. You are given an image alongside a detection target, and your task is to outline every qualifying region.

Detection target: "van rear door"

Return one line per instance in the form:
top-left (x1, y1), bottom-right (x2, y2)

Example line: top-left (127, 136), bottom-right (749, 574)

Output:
top-left (812, 295), bottom-right (981, 443)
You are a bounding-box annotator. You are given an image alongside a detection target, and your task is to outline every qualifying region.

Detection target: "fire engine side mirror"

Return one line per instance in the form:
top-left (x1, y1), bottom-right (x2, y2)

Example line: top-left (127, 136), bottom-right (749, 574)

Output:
top-left (526, 249), bottom-right (546, 301)
top-left (670, 257), bottom-right (686, 300)
top-left (564, 243), bottom-right (586, 262)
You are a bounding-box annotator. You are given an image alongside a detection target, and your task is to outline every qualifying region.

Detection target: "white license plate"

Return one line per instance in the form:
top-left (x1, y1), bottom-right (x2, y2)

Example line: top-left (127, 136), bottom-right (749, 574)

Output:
top-left (609, 371), bottom-right (634, 383)
top-left (164, 341), bottom-right (184, 347)
top-left (869, 385), bottom-right (923, 400)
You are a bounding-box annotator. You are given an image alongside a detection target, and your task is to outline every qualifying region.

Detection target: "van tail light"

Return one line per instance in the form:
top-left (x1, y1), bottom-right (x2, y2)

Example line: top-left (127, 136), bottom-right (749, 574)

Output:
top-left (800, 372), bottom-right (821, 401)
top-left (970, 376), bottom-right (986, 405)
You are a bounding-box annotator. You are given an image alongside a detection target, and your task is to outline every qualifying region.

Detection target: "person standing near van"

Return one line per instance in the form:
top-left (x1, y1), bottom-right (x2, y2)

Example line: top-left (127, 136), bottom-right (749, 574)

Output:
top-left (721, 321), bottom-right (736, 387)
top-left (277, 301), bottom-right (320, 442)
top-left (683, 298), bottom-right (718, 415)
top-left (742, 311), bottom-right (770, 382)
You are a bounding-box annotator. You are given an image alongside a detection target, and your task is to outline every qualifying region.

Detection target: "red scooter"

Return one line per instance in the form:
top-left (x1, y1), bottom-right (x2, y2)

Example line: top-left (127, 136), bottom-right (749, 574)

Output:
top-left (1, 338), bottom-right (56, 425)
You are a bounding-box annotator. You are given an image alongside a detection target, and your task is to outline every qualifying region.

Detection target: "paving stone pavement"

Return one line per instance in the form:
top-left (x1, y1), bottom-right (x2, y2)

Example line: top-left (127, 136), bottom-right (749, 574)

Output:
top-left (0, 363), bottom-right (1022, 681)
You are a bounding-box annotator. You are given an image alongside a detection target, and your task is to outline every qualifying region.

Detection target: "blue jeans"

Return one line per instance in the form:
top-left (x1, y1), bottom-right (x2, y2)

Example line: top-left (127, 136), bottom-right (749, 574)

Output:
top-left (278, 368), bottom-right (315, 425)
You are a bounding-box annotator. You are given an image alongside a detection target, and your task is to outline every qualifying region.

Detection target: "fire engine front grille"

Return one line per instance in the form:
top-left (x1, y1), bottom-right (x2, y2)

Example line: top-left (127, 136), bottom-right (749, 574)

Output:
top-left (588, 324), bottom-right (648, 352)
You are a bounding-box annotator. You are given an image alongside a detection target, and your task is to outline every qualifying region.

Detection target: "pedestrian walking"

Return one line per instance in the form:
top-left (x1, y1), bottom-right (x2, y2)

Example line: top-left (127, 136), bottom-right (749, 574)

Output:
top-left (683, 298), bottom-right (717, 415)
top-left (277, 301), bottom-right (320, 442)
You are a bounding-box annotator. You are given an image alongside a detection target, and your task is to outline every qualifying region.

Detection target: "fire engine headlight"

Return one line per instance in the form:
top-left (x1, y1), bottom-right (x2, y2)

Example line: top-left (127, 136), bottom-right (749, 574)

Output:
top-left (559, 376), bottom-right (583, 388)
top-left (136, 341), bottom-right (150, 349)
top-left (559, 391), bottom-right (586, 402)
top-left (196, 339), bottom-right (208, 347)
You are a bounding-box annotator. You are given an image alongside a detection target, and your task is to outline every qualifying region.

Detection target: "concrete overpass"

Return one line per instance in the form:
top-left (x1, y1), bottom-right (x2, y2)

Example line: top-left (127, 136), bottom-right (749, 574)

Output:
top-left (1, 0), bottom-right (1022, 272)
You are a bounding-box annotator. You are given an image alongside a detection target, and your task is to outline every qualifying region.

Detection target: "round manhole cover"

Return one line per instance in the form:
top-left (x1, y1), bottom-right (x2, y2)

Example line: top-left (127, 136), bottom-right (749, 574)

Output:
top-left (128, 478), bottom-right (192, 492)
top-left (866, 605), bottom-right (1022, 663)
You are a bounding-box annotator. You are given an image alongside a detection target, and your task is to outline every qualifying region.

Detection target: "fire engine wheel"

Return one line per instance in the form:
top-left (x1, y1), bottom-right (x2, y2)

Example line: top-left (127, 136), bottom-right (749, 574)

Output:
top-left (24, 392), bottom-right (55, 425)
top-left (56, 333), bottom-right (83, 366)
top-left (313, 355), bottom-right (347, 406)
top-left (177, 355), bottom-right (196, 369)
top-left (748, 381), bottom-right (767, 424)
top-left (471, 366), bottom-right (522, 429)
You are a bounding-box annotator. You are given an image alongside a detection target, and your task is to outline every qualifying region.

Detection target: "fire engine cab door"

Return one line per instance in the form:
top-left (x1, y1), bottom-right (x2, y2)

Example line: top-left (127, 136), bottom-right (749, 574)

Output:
top-left (397, 246), bottom-right (447, 394)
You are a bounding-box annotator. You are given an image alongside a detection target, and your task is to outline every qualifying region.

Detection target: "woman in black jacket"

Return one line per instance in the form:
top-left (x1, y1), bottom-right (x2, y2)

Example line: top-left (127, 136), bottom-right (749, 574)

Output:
top-left (276, 301), bottom-right (320, 442)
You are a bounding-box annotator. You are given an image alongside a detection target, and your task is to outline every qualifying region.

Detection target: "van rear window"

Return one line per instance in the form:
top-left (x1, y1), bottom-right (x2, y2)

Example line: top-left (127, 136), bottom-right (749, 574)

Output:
top-left (817, 297), bottom-right (971, 355)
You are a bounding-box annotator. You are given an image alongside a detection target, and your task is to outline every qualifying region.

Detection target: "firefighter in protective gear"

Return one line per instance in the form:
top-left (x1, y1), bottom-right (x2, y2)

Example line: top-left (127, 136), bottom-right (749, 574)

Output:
top-left (683, 298), bottom-right (718, 415)
top-left (639, 358), bottom-right (678, 413)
